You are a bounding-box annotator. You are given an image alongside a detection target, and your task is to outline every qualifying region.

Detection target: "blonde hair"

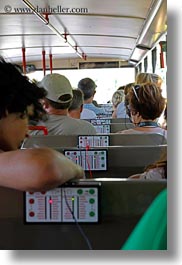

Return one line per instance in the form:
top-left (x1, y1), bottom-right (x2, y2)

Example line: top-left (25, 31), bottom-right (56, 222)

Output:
top-left (136, 73), bottom-right (163, 87)
top-left (112, 90), bottom-right (124, 108)
top-left (124, 82), bottom-right (135, 95)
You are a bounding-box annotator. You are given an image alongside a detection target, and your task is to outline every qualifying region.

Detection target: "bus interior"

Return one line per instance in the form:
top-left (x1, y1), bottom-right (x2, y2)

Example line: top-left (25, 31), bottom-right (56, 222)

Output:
top-left (0, 0), bottom-right (167, 250)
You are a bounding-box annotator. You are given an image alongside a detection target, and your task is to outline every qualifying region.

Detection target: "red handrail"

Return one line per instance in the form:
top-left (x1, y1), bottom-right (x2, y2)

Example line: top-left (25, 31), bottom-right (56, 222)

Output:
top-left (28, 125), bottom-right (48, 136)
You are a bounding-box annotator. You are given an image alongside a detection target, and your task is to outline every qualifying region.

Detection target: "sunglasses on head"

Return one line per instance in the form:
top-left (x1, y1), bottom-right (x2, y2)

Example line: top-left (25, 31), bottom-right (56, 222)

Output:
top-left (132, 85), bottom-right (140, 102)
top-left (125, 104), bottom-right (131, 118)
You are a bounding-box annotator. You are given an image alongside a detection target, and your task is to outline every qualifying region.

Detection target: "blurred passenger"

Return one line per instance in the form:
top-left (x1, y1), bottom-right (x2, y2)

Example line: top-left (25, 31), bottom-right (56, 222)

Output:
top-left (0, 59), bottom-right (84, 191)
top-left (124, 82), bottom-right (135, 95)
top-left (129, 146), bottom-right (167, 179)
top-left (68, 89), bottom-right (84, 119)
top-left (68, 89), bottom-right (97, 127)
top-left (136, 72), bottom-right (163, 88)
top-left (117, 83), bottom-right (167, 138)
top-left (116, 82), bottom-right (134, 118)
top-left (78, 77), bottom-right (106, 117)
top-left (111, 90), bottom-right (125, 118)
top-left (31, 74), bottom-right (96, 135)
top-left (68, 89), bottom-right (96, 119)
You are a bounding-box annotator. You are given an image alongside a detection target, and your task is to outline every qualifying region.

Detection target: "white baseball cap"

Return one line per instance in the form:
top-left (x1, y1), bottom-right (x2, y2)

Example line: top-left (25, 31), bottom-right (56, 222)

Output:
top-left (39, 73), bottom-right (73, 103)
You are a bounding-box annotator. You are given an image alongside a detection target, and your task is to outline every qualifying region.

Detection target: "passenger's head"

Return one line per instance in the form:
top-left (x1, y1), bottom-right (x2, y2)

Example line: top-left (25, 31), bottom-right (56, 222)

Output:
top-left (112, 90), bottom-right (125, 108)
top-left (39, 73), bottom-right (73, 110)
top-left (123, 82), bottom-right (135, 111)
top-left (124, 82), bottom-right (135, 95)
top-left (0, 58), bottom-right (47, 151)
top-left (68, 89), bottom-right (84, 118)
top-left (77, 78), bottom-right (97, 101)
top-left (125, 83), bottom-right (166, 123)
top-left (136, 73), bottom-right (163, 87)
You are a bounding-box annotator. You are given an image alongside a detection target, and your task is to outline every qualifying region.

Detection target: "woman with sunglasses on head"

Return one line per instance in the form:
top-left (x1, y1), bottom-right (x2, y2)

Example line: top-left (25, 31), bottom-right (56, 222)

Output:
top-left (117, 82), bottom-right (167, 138)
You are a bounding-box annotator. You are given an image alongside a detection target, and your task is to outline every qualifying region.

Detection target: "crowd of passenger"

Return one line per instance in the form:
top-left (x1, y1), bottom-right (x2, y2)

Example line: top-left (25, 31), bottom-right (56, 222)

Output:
top-left (0, 57), bottom-right (167, 192)
top-left (0, 58), bottom-right (167, 250)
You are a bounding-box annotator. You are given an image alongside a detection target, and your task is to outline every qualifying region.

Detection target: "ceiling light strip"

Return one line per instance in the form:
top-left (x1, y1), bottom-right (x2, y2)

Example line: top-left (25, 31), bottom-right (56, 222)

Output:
top-left (137, 0), bottom-right (163, 44)
top-left (22, 0), bottom-right (84, 59)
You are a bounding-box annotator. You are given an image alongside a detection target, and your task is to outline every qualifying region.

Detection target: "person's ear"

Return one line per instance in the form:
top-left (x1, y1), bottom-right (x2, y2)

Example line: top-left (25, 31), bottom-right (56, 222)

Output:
top-left (42, 98), bottom-right (49, 110)
top-left (130, 110), bottom-right (138, 116)
top-left (135, 112), bottom-right (140, 118)
top-left (131, 111), bottom-right (141, 121)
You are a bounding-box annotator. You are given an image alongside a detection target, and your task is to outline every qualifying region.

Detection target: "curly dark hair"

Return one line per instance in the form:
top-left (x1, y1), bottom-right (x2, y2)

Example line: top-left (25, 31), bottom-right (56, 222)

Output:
top-left (0, 58), bottom-right (47, 121)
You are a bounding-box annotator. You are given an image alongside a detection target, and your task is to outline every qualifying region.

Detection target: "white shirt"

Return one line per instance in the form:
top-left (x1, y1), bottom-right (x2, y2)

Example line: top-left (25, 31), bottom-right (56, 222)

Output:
top-left (80, 108), bottom-right (97, 119)
top-left (116, 102), bottom-right (129, 118)
top-left (139, 167), bottom-right (165, 179)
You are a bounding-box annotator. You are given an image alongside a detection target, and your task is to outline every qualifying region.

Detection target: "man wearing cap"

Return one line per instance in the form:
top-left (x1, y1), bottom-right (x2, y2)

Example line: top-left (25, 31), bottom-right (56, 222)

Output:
top-left (31, 73), bottom-right (96, 135)
top-left (78, 78), bottom-right (106, 117)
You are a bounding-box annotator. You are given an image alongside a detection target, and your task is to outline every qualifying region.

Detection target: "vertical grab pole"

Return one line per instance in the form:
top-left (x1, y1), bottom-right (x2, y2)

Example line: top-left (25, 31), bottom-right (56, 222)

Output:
top-left (42, 50), bottom-right (46, 76)
top-left (22, 47), bottom-right (26, 74)
top-left (49, 54), bottom-right (53, 74)
top-left (159, 42), bottom-right (164, 68)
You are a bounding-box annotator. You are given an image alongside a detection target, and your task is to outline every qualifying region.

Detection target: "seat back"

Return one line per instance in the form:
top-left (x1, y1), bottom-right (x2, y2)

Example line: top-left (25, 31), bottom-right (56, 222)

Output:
top-left (55, 145), bottom-right (167, 178)
top-left (22, 133), bottom-right (166, 149)
top-left (0, 179), bottom-right (167, 249)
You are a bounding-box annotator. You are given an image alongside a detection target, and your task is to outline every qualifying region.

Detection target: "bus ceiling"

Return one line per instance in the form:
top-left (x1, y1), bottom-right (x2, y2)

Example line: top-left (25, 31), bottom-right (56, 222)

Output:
top-left (0, 0), bottom-right (167, 67)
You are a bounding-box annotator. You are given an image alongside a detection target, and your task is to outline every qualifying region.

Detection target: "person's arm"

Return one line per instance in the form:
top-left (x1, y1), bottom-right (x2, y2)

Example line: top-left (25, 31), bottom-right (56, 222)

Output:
top-left (0, 148), bottom-right (84, 191)
top-left (128, 168), bottom-right (165, 180)
top-left (112, 108), bottom-right (117, 118)
top-left (128, 173), bottom-right (142, 179)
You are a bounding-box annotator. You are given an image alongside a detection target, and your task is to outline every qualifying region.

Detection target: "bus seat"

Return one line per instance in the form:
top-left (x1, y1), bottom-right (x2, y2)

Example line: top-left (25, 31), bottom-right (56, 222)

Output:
top-left (0, 179), bottom-right (166, 249)
top-left (22, 133), bottom-right (166, 149)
